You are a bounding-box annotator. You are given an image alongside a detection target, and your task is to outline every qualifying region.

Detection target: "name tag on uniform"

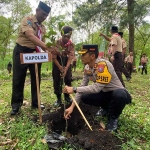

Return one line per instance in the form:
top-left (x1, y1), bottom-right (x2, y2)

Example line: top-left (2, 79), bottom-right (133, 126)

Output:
top-left (96, 62), bottom-right (112, 84)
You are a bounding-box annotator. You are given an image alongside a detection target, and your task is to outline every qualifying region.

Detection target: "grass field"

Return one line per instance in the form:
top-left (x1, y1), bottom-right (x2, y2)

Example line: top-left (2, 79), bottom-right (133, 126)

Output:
top-left (0, 69), bottom-right (150, 150)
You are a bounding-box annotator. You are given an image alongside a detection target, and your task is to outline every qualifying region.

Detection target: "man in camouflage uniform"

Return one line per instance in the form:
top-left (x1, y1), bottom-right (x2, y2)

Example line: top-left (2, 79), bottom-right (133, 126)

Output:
top-left (63, 44), bottom-right (131, 132)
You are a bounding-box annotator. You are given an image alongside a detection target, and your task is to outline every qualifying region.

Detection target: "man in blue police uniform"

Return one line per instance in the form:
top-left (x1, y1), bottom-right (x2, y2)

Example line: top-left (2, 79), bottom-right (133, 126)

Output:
top-left (63, 44), bottom-right (131, 132)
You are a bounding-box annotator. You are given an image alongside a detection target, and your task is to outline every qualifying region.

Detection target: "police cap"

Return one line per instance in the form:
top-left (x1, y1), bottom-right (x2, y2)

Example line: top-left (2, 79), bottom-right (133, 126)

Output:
top-left (78, 44), bottom-right (98, 54)
top-left (38, 1), bottom-right (51, 14)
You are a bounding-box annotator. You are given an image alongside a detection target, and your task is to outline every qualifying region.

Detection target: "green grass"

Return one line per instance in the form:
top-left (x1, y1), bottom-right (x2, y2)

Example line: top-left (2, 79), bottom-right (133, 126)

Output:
top-left (0, 68), bottom-right (150, 149)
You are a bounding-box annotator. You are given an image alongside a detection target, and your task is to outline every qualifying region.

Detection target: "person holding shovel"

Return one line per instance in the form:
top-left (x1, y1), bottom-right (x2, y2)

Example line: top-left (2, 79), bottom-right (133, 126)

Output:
top-left (52, 26), bottom-right (75, 107)
top-left (10, 1), bottom-right (56, 115)
top-left (63, 44), bottom-right (131, 132)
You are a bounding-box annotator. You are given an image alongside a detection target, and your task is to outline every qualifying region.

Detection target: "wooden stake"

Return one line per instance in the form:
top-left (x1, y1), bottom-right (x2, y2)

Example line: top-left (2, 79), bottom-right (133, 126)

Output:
top-left (70, 94), bottom-right (93, 131)
top-left (35, 63), bottom-right (42, 124)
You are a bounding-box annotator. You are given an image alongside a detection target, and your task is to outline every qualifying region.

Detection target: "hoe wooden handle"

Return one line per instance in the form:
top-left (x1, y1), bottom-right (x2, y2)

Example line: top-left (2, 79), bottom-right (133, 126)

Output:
top-left (70, 94), bottom-right (93, 131)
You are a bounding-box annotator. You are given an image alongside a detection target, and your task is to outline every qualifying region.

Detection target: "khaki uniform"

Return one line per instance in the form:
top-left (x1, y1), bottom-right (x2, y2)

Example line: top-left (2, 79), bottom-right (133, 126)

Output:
top-left (74, 58), bottom-right (131, 119)
top-left (121, 38), bottom-right (131, 79)
top-left (108, 33), bottom-right (122, 54)
top-left (122, 38), bottom-right (127, 49)
top-left (141, 56), bottom-right (148, 74)
top-left (109, 33), bottom-right (125, 87)
top-left (17, 15), bottom-right (46, 48)
top-left (11, 15), bottom-right (46, 109)
top-left (52, 39), bottom-right (75, 101)
top-left (126, 55), bottom-right (133, 75)
top-left (75, 58), bottom-right (124, 104)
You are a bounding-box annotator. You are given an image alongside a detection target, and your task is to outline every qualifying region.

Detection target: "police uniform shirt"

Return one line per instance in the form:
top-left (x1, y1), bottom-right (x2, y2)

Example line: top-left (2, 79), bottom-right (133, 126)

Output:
top-left (16, 15), bottom-right (46, 49)
top-left (75, 58), bottom-right (124, 104)
top-left (109, 34), bottom-right (122, 53)
top-left (52, 39), bottom-right (75, 60)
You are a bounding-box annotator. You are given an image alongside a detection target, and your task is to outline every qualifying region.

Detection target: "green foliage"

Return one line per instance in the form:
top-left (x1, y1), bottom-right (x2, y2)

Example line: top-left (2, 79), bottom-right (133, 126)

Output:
top-left (0, 0), bottom-right (32, 60)
top-left (44, 22), bottom-right (65, 48)
top-left (1, 70), bottom-right (150, 149)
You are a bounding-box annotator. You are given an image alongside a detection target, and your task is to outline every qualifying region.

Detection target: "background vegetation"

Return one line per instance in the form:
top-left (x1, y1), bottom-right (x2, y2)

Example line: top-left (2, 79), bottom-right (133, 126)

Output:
top-left (0, 0), bottom-right (150, 149)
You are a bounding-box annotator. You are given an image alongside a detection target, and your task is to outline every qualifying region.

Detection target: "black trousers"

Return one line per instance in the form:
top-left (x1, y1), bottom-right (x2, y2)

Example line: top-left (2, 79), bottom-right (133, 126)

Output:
top-left (52, 56), bottom-right (71, 96)
top-left (127, 62), bottom-right (133, 75)
top-left (121, 60), bottom-right (131, 78)
top-left (141, 63), bottom-right (147, 74)
top-left (81, 89), bottom-right (131, 119)
top-left (122, 66), bottom-right (131, 78)
top-left (11, 44), bottom-right (42, 109)
top-left (113, 52), bottom-right (125, 87)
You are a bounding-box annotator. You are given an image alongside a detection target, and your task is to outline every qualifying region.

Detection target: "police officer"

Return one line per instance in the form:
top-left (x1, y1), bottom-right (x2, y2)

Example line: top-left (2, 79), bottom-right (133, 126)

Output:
top-left (100, 26), bottom-right (125, 87)
top-left (11, 1), bottom-right (54, 115)
top-left (63, 44), bottom-right (131, 132)
top-left (118, 32), bottom-right (131, 81)
top-left (52, 26), bottom-right (75, 106)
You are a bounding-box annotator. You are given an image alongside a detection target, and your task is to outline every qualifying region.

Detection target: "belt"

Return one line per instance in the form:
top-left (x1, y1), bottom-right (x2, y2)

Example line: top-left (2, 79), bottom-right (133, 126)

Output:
top-left (16, 43), bottom-right (35, 50)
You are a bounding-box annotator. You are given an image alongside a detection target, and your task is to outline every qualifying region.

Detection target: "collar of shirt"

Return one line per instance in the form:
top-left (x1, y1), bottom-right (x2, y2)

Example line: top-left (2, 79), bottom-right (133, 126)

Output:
top-left (32, 15), bottom-right (44, 28)
top-left (112, 33), bottom-right (120, 37)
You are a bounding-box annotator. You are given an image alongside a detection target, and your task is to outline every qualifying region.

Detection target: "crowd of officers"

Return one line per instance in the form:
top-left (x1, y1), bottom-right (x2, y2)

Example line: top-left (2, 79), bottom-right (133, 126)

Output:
top-left (9, 1), bottom-right (148, 132)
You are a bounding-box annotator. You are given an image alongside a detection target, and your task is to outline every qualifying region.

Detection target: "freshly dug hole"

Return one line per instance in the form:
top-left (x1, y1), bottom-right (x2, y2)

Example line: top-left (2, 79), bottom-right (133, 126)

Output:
top-left (33, 102), bottom-right (122, 150)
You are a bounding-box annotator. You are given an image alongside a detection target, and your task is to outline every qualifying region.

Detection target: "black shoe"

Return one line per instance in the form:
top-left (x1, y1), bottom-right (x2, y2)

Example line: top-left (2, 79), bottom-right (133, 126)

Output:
top-left (10, 108), bottom-right (19, 115)
top-left (126, 77), bottom-right (131, 81)
top-left (31, 104), bottom-right (45, 110)
top-left (95, 108), bottom-right (109, 117)
top-left (105, 118), bottom-right (118, 132)
top-left (54, 100), bottom-right (62, 107)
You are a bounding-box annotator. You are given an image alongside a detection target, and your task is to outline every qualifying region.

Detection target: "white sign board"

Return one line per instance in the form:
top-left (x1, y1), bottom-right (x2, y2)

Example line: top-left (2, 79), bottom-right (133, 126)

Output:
top-left (20, 52), bottom-right (52, 64)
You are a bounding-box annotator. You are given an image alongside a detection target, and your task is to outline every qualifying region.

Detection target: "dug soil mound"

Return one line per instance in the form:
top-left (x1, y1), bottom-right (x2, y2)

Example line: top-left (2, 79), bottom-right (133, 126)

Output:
top-left (33, 102), bottom-right (122, 150)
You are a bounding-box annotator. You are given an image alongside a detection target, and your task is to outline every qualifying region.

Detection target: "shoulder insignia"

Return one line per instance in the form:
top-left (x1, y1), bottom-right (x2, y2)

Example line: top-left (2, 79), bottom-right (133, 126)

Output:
top-left (27, 20), bottom-right (32, 26)
top-left (98, 63), bottom-right (105, 73)
top-left (96, 61), bottom-right (112, 84)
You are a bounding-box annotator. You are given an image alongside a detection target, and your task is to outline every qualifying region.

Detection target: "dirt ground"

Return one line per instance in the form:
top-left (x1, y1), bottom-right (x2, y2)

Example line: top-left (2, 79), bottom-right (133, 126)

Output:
top-left (33, 102), bottom-right (122, 150)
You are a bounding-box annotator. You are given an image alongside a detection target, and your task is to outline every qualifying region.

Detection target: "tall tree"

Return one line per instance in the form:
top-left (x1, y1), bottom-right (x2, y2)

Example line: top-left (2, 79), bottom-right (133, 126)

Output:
top-left (127, 0), bottom-right (134, 53)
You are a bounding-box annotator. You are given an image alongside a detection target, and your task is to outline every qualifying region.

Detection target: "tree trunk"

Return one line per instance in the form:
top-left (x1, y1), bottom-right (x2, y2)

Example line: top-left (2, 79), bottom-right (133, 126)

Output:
top-left (127, 0), bottom-right (135, 63)
top-left (127, 0), bottom-right (135, 65)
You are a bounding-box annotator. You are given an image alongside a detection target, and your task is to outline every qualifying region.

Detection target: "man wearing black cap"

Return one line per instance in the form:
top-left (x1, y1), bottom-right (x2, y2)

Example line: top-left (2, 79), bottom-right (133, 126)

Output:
top-left (52, 26), bottom-right (75, 106)
top-left (10, 1), bottom-right (54, 115)
top-left (63, 44), bottom-right (131, 132)
top-left (100, 26), bottom-right (125, 87)
top-left (118, 32), bottom-right (131, 81)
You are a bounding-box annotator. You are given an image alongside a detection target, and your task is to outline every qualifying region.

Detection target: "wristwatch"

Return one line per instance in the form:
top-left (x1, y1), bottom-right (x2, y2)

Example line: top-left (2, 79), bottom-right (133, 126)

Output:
top-left (73, 87), bottom-right (77, 93)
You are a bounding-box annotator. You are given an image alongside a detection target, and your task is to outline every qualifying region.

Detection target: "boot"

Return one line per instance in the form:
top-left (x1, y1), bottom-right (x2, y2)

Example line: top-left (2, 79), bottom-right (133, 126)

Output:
top-left (54, 94), bottom-right (62, 107)
top-left (105, 117), bottom-right (118, 132)
top-left (10, 108), bottom-right (20, 115)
